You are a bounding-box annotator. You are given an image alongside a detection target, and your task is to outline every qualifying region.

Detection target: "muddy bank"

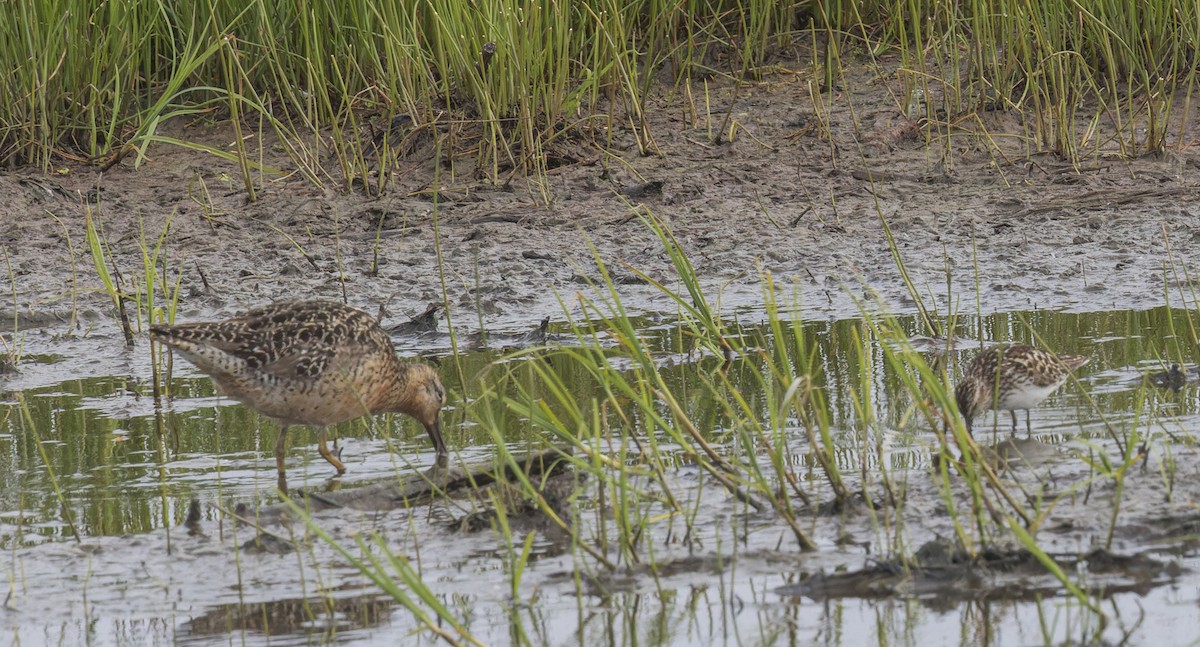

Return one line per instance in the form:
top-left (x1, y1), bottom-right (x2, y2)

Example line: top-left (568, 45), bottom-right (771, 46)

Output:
top-left (0, 59), bottom-right (1197, 343)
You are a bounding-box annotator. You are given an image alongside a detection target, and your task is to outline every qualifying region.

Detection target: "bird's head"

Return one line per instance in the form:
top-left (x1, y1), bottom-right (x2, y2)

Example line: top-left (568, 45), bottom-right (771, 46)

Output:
top-left (396, 363), bottom-right (449, 465)
top-left (954, 379), bottom-right (978, 435)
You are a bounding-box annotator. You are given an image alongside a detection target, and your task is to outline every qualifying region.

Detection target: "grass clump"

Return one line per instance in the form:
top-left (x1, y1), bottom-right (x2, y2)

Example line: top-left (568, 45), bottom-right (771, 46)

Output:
top-left (0, 1), bottom-right (795, 184)
top-left (5, 0), bottom-right (1192, 191)
top-left (842, 0), bottom-right (1200, 160)
top-left (278, 210), bottom-right (1147, 643)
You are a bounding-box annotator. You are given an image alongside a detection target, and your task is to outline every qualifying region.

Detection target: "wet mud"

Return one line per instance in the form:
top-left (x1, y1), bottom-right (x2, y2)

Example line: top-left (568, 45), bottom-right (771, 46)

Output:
top-left (777, 540), bottom-right (1175, 604)
top-left (0, 60), bottom-right (1196, 333)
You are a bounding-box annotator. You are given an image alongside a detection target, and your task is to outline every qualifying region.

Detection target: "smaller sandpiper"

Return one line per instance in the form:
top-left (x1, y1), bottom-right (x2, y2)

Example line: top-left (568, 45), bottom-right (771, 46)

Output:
top-left (955, 344), bottom-right (1089, 435)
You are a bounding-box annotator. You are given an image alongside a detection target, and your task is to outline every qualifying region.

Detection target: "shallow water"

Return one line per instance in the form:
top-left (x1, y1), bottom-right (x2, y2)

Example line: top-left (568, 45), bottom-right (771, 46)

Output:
top-left (2, 305), bottom-right (1199, 646)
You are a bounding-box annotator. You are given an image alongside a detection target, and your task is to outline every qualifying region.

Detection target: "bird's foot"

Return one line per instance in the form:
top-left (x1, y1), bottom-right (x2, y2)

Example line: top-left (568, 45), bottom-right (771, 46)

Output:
top-left (423, 461), bottom-right (459, 487)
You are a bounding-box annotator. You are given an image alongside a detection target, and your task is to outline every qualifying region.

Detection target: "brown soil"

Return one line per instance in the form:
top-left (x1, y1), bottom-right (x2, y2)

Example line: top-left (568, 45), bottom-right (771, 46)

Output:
top-left (3, 55), bottom-right (1197, 337)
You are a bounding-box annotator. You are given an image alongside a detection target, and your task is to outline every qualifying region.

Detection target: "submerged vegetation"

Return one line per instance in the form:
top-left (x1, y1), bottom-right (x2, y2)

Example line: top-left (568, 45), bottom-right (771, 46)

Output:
top-left (2, 0), bottom-right (1197, 186)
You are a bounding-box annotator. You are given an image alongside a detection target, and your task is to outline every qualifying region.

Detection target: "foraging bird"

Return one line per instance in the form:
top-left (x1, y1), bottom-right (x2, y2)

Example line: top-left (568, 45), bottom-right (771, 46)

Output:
top-left (955, 344), bottom-right (1088, 435)
top-left (1149, 363), bottom-right (1188, 391)
top-left (150, 300), bottom-right (448, 486)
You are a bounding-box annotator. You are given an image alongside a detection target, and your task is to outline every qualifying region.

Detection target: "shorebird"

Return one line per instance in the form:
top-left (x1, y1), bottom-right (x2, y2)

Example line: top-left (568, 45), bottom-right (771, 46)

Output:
top-left (1149, 363), bottom-right (1189, 391)
top-left (150, 300), bottom-right (448, 486)
top-left (955, 344), bottom-right (1088, 435)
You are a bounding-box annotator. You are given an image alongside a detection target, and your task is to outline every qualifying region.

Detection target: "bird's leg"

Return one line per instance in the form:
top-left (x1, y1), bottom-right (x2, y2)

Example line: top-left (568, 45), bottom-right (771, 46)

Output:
top-left (275, 425), bottom-right (290, 492)
top-left (1025, 410), bottom-right (1032, 436)
top-left (275, 425), bottom-right (289, 474)
top-left (317, 427), bottom-right (347, 475)
top-left (1010, 410), bottom-right (1018, 434)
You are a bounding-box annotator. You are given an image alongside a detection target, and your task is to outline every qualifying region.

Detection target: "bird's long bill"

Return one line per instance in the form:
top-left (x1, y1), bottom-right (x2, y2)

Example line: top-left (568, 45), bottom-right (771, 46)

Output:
top-left (425, 419), bottom-right (449, 467)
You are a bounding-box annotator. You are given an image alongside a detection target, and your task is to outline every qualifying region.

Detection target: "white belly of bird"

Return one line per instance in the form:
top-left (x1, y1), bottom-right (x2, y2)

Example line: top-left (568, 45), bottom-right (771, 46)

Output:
top-left (996, 382), bottom-right (1061, 410)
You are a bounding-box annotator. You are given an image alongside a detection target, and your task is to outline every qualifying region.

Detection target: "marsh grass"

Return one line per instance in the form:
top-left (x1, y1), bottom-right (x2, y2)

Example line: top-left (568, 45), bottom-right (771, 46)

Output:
top-left (5, 0), bottom-right (1191, 190)
top-left (84, 209), bottom-right (184, 336)
top-left (84, 208), bottom-right (135, 345)
top-left (84, 206), bottom-right (185, 404)
top-left (871, 0), bottom-right (1199, 161)
top-left (270, 212), bottom-right (1165, 642)
top-left (283, 493), bottom-right (485, 646)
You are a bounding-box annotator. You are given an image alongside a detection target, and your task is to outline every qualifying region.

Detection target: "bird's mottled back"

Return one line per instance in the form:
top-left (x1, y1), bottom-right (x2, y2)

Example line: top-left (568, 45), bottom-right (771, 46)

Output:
top-left (955, 344), bottom-right (1088, 434)
top-left (149, 300), bottom-right (450, 477)
top-left (152, 300), bottom-right (392, 382)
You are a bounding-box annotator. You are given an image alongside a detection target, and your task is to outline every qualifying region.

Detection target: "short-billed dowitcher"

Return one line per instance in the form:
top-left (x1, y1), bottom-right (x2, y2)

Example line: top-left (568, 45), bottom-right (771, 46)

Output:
top-left (150, 300), bottom-right (448, 483)
top-left (955, 344), bottom-right (1089, 435)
